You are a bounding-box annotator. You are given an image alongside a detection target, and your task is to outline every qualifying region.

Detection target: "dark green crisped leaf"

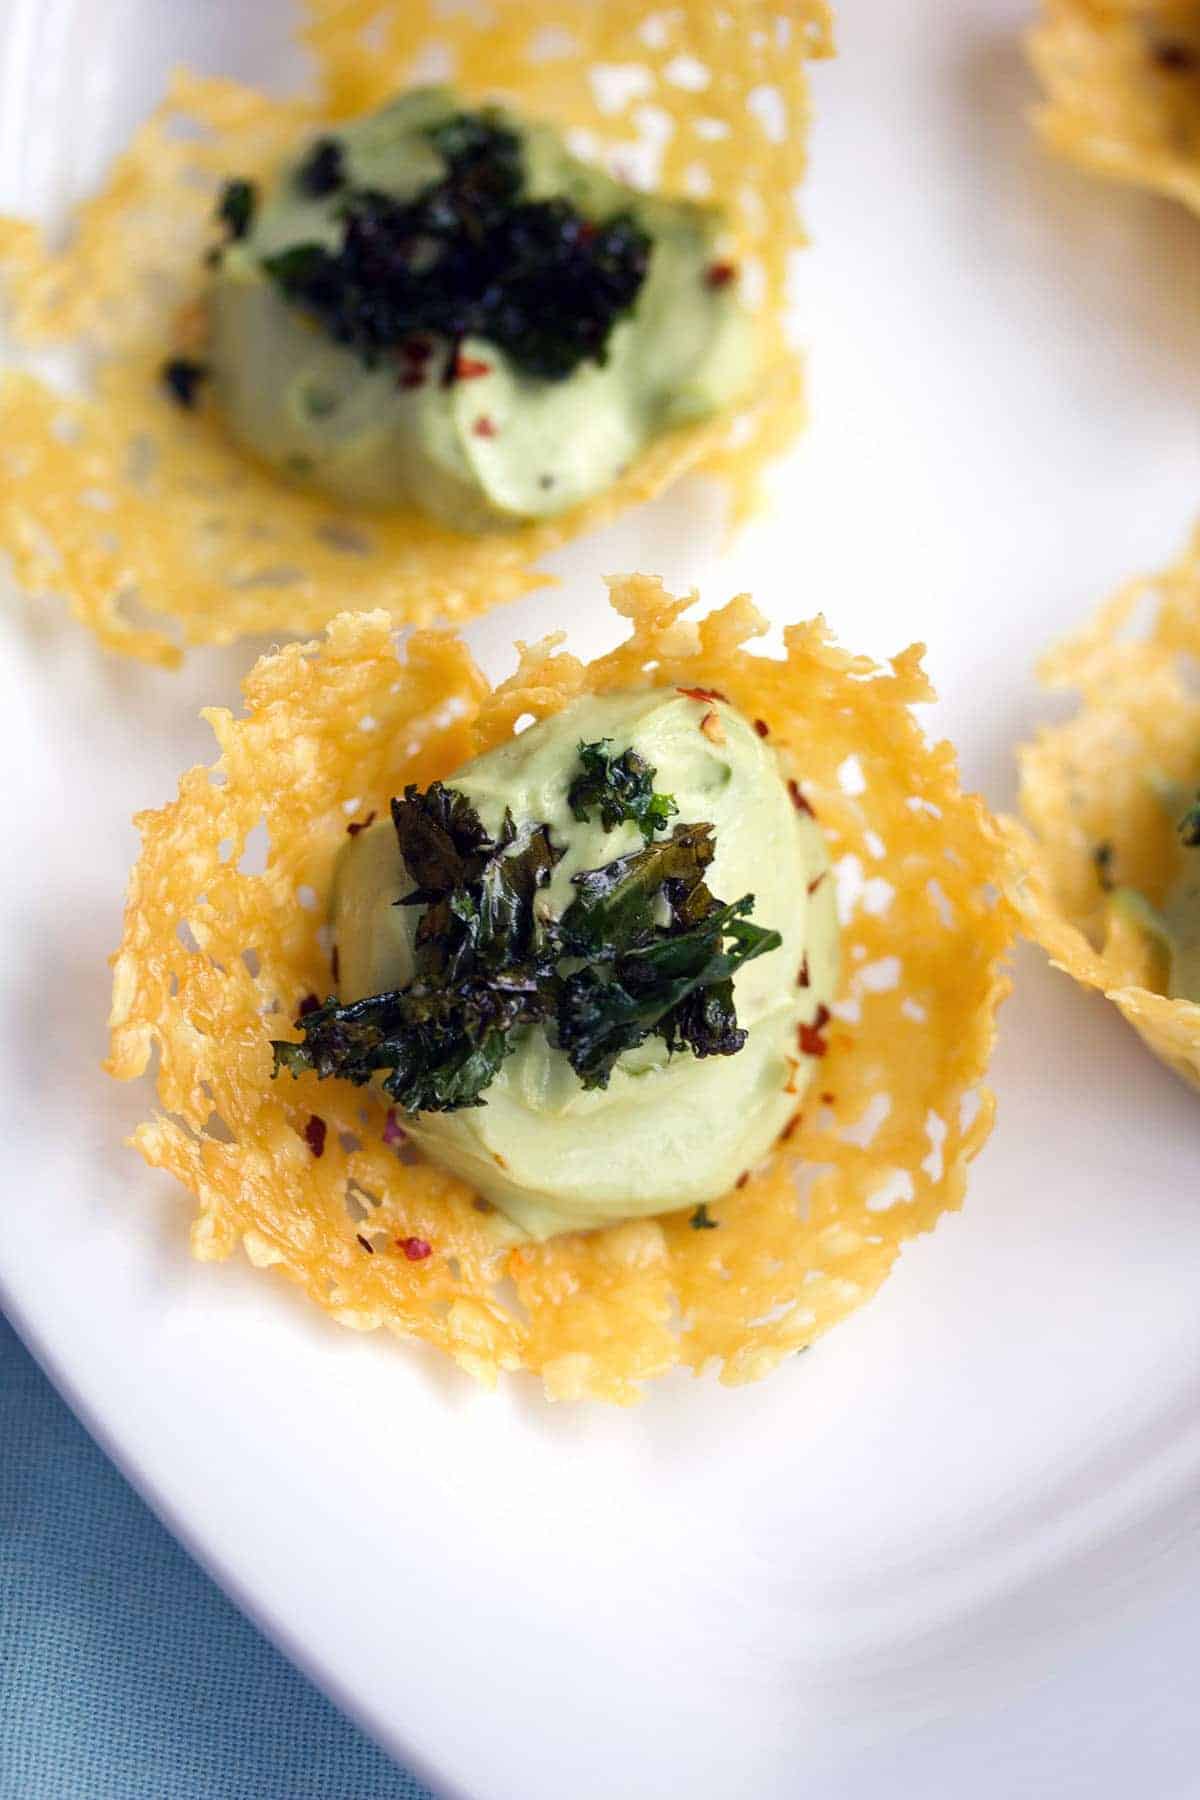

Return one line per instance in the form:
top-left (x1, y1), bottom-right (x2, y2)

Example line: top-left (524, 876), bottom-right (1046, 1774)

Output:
top-left (556, 847), bottom-right (781, 1089)
top-left (1178, 794), bottom-right (1200, 848)
top-left (161, 357), bottom-right (209, 409)
top-left (274, 787), bottom-right (561, 1114)
top-left (273, 791), bottom-right (781, 1112)
top-left (256, 107), bottom-right (651, 381)
top-left (690, 1203), bottom-right (719, 1229)
top-left (296, 136), bottom-right (346, 197)
top-left (217, 178), bottom-right (256, 241)
top-left (567, 739), bottom-right (678, 844)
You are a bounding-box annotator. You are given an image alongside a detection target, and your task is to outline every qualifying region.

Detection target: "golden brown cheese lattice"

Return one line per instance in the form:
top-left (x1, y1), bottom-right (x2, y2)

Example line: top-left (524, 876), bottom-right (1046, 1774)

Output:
top-left (1007, 529), bottom-right (1200, 1088)
top-left (1029, 0), bottom-right (1200, 208)
top-left (107, 573), bottom-right (1014, 1403)
top-left (0, 0), bottom-right (832, 668)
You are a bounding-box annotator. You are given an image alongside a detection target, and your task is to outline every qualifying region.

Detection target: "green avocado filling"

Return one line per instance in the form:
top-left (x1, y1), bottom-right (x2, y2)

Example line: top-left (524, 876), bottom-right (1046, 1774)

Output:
top-left (1110, 784), bottom-right (1200, 1001)
top-left (273, 689), bottom-right (840, 1240)
top-left (187, 87), bottom-right (755, 531)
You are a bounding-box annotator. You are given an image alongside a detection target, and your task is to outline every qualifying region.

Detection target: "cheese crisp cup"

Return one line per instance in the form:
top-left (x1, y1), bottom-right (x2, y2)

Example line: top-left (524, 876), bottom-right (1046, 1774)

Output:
top-left (1008, 533), bottom-right (1200, 1089)
top-left (0, 0), bottom-right (831, 667)
top-left (1029, 0), bottom-right (1200, 209)
top-left (107, 575), bottom-right (1014, 1403)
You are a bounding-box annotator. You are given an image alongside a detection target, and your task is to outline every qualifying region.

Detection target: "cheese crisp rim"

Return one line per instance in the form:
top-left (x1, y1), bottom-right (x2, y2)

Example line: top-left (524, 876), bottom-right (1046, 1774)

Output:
top-left (1007, 530), bottom-right (1200, 1090)
top-left (108, 574), bottom-right (1015, 1404)
top-left (0, 0), bottom-right (832, 667)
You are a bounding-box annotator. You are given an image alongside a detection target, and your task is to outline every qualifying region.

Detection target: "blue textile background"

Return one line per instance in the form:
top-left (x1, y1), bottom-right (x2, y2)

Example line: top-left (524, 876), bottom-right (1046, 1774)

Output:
top-left (0, 1310), bottom-right (439, 1800)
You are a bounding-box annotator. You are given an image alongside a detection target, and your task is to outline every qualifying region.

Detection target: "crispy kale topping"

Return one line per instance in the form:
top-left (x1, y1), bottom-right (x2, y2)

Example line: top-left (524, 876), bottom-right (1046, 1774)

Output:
top-left (272, 778), bottom-right (780, 1113)
top-left (254, 108), bottom-right (651, 381)
top-left (568, 739), bottom-right (678, 844)
top-left (161, 357), bottom-right (209, 409)
top-left (296, 136), bottom-right (346, 197)
top-left (554, 824), bottom-right (779, 1089)
top-left (275, 784), bottom-right (560, 1114)
top-left (217, 178), bottom-right (257, 241)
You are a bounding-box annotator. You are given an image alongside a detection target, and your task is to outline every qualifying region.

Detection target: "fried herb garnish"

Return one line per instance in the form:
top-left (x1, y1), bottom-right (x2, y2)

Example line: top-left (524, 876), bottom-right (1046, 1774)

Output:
top-left (161, 357), bottom-right (209, 409)
top-left (568, 739), bottom-right (678, 844)
top-left (217, 178), bottom-right (257, 241)
top-left (296, 136), bottom-right (346, 197)
top-left (254, 108), bottom-right (651, 381)
top-left (273, 784), bottom-right (780, 1112)
top-left (555, 824), bottom-right (780, 1088)
top-left (275, 784), bottom-right (561, 1113)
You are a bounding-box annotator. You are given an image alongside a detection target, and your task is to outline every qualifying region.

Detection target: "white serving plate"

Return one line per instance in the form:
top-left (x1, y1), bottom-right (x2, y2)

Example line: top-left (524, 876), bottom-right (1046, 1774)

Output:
top-left (3, 2), bottom-right (1200, 1796)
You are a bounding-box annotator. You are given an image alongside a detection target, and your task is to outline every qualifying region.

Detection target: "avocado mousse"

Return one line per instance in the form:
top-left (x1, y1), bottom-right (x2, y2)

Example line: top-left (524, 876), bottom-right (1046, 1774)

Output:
top-left (1112, 786), bottom-right (1200, 1002)
top-left (182, 87), bottom-right (755, 532)
top-left (274, 688), bottom-right (840, 1240)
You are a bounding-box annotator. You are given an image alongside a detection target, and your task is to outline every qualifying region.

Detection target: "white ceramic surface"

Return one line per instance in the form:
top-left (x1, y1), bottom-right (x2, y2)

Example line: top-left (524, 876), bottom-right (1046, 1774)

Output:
top-left (3, 2), bottom-right (1200, 1796)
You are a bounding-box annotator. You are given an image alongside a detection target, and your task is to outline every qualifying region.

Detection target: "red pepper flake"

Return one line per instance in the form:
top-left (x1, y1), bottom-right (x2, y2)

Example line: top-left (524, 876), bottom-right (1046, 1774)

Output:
top-left (796, 954), bottom-right (810, 989)
top-left (788, 779), bottom-right (814, 817)
top-left (383, 1109), bottom-right (406, 1148)
top-left (399, 369), bottom-right (427, 389)
top-left (356, 1233), bottom-right (374, 1254)
top-left (753, 718), bottom-right (770, 738)
top-left (330, 945), bottom-right (339, 984)
top-left (473, 415), bottom-right (498, 437)
top-left (454, 352), bottom-right (492, 380)
top-left (304, 1114), bottom-right (327, 1157)
top-left (706, 261), bottom-right (737, 289)
top-left (347, 809), bottom-right (376, 837)
top-left (402, 336), bottom-right (433, 362)
top-left (1154, 40), bottom-right (1197, 71)
top-left (677, 685), bottom-right (727, 703)
top-left (473, 1196), bottom-right (494, 1214)
top-left (780, 1112), bottom-right (802, 1142)
top-left (798, 1004), bottom-right (831, 1059)
top-left (298, 992), bottom-right (320, 1016)
top-left (735, 1170), bottom-right (749, 1189)
top-left (399, 1236), bottom-right (432, 1261)
top-left (807, 871), bottom-right (827, 896)
top-left (820, 1092), bottom-right (835, 1105)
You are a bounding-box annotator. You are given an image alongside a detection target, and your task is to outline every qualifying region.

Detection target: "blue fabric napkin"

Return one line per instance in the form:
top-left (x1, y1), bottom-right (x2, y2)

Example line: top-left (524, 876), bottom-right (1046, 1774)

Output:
top-left (1, 1311), bottom-right (439, 1800)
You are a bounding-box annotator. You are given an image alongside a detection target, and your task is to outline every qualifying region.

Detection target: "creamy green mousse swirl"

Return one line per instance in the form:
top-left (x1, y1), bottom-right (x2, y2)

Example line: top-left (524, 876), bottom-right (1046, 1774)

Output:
top-left (1113, 783), bottom-right (1200, 1001)
top-left (332, 690), bottom-right (839, 1239)
top-left (209, 87), bottom-right (755, 532)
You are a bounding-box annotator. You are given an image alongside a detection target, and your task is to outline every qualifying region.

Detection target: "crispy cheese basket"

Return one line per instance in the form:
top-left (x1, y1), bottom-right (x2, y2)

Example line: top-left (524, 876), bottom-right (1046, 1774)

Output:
top-left (108, 574), bottom-right (1014, 1403)
top-left (0, 0), bottom-right (831, 668)
top-left (1029, 0), bottom-right (1200, 209)
top-left (1007, 531), bottom-right (1200, 1087)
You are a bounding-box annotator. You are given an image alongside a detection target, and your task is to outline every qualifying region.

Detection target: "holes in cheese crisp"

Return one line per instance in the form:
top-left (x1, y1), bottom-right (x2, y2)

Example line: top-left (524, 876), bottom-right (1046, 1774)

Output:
top-left (590, 62), bottom-right (654, 115)
top-left (867, 1170), bottom-right (915, 1213)
top-left (926, 878), bottom-right (956, 928)
top-left (837, 754), bottom-right (867, 796)
top-left (839, 1091), bottom-right (891, 1150)
top-left (237, 819), bottom-right (269, 877)
top-left (748, 83), bottom-right (787, 145)
top-left (922, 1111), bottom-right (947, 1183)
top-left (665, 53), bottom-right (709, 91)
top-left (852, 956), bottom-right (901, 996)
